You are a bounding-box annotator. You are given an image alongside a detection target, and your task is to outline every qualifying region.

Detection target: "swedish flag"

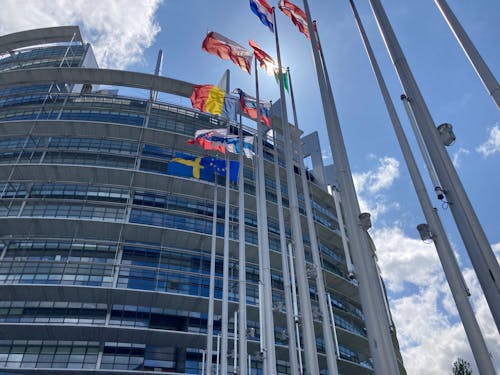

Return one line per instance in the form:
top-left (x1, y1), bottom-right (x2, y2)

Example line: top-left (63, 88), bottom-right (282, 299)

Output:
top-left (167, 153), bottom-right (239, 183)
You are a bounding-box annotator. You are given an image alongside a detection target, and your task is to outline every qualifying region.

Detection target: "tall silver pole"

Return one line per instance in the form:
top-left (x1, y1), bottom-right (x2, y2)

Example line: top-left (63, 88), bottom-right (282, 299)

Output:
top-left (301, 1), bottom-right (401, 373)
top-left (330, 187), bottom-right (354, 276)
top-left (201, 350), bottom-right (206, 375)
top-left (288, 68), bottom-right (339, 374)
top-left (206, 179), bottom-right (218, 375)
top-left (221, 152), bottom-right (231, 375)
top-left (349, 2), bottom-right (497, 372)
top-left (272, 130), bottom-right (300, 375)
top-left (326, 293), bottom-right (340, 357)
top-left (238, 114), bottom-right (248, 375)
top-left (434, 0), bottom-right (500, 109)
top-left (400, 96), bottom-right (441, 192)
top-left (254, 58), bottom-right (278, 375)
top-left (272, 8), bottom-right (319, 373)
top-left (288, 242), bottom-right (304, 375)
top-left (216, 334), bottom-right (221, 375)
top-left (369, 0), bottom-right (500, 332)
top-left (234, 310), bottom-right (238, 372)
top-left (254, 138), bottom-right (267, 375)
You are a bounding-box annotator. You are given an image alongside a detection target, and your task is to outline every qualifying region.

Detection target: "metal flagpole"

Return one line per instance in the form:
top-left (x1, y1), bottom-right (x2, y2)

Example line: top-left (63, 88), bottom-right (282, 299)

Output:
top-left (330, 188), bottom-right (354, 277)
top-left (272, 8), bottom-right (320, 373)
top-left (216, 334), bottom-right (221, 375)
top-left (221, 143), bottom-right (231, 374)
top-left (326, 294), bottom-right (340, 357)
top-left (271, 129), bottom-right (300, 375)
top-left (234, 310), bottom-right (238, 372)
top-left (253, 58), bottom-right (278, 375)
top-left (301, 1), bottom-right (401, 373)
top-left (434, 0), bottom-right (500, 109)
top-left (206, 176), bottom-right (218, 375)
top-left (237, 113), bottom-right (248, 375)
top-left (287, 67), bottom-right (339, 374)
top-left (349, 2), bottom-right (497, 372)
top-left (400, 95), bottom-right (442, 195)
top-left (369, 0), bottom-right (500, 332)
top-left (254, 127), bottom-right (267, 375)
top-left (288, 242), bottom-right (304, 375)
top-left (201, 350), bottom-right (206, 375)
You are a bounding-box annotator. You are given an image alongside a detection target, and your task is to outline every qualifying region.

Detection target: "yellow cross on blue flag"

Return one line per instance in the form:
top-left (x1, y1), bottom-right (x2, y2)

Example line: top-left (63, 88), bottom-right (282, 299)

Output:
top-left (167, 153), bottom-right (239, 183)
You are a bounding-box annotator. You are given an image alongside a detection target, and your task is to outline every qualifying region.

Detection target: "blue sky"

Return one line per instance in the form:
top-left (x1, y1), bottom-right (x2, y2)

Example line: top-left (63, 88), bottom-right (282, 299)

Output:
top-left (1, 0), bottom-right (499, 373)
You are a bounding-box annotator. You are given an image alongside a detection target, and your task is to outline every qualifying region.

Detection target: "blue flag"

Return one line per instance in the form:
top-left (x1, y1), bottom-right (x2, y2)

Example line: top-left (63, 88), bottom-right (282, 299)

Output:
top-left (201, 156), bottom-right (239, 183)
top-left (167, 153), bottom-right (239, 184)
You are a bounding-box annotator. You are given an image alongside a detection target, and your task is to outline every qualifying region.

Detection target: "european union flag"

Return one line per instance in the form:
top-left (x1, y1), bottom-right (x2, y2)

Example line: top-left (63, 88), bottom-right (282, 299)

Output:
top-left (167, 153), bottom-right (239, 184)
top-left (201, 156), bottom-right (239, 184)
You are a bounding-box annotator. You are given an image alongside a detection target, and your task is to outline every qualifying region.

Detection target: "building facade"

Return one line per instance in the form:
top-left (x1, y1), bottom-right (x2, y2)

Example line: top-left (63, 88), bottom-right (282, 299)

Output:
top-left (0, 26), bottom-right (404, 374)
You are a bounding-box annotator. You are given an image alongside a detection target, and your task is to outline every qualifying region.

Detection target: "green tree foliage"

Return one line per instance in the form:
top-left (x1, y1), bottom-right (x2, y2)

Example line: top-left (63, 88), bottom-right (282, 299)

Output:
top-left (452, 358), bottom-right (472, 375)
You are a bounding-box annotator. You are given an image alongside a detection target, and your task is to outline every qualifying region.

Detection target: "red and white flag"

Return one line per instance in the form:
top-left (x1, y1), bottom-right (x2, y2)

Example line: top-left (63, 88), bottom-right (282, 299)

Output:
top-left (202, 31), bottom-right (253, 74)
top-left (278, 0), bottom-right (310, 39)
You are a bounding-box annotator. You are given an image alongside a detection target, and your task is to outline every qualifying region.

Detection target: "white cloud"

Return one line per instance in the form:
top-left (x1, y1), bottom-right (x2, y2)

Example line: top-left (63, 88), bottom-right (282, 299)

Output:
top-left (452, 147), bottom-right (470, 167)
top-left (353, 156), bottom-right (400, 195)
top-left (372, 226), bottom-right (500, 374)
top-left (0, 0), bottom-right (163, 69)
top-left (353, 156), bottom-right (400, 219)
top-left (476, 124), bottom-right (500, 157)
top-left (372, 227), bottom-right (441, 292)
top-left (492, 242), bottom-right (500, 256)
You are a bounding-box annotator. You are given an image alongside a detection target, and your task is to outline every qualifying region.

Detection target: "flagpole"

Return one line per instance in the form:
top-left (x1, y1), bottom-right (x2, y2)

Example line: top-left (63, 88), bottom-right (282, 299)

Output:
top-left (434, 0), bottom-right (500, 109)
top-left (369, 0), bottom-right (500, 333)
top-left (287, 242), bottom-right (304, 374)
top-left (254, 141), bottom-right (266, 374)
top-left (271, 129), bottom-right (300, 375)
top-left (206, 175), bottom-right (218, 375)
top-left (221, 130), bottom-right (231, 375)
top-left (349, 1), bottom-right (496, 372)
top-left (253, 120), bottom-right (267, 374)
top-left (272, 8), bottom-right (320, 374)
top-left (287, 67), bottom-right (339, 375)
top-left (238, 113), bottom-right (248, 375)
top-left (253, 57), bottom-right (278, 375)
top-left (300, 1), bottom-right (401, 373)
top-left (313, 22), bottom-right (354, 279)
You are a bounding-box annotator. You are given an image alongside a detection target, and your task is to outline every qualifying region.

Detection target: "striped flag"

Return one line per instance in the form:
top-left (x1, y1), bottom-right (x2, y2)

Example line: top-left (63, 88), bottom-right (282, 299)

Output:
top-left (249, 40), bottom-right (290, 92)
top-left (248, 39), bottom-right (277, 76)
top-left (202, 32), bottom-right (253, 73)
top-left (236, 89), bottom-right (272, 127)
top-left (249, 0), bottom-right (274, 33)
top-left (190, 85), bottom-right (239, 120)
top-left (278, 0), bottom-right (310, 39)
top-left (188, 128), bottom-right (255, 159)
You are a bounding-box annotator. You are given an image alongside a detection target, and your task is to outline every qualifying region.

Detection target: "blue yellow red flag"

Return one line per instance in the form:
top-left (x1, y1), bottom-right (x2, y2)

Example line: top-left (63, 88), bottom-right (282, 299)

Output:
top-left (190, 85), bottom-right (238, 121)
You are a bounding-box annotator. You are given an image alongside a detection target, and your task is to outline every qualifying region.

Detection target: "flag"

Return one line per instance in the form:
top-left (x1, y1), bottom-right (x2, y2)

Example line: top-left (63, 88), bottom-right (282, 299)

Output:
top-left (201, 156), bottom-right (240, 183)
top-left (236, 89), bottom-right (272, 127)
top-left (249, 0), bottom-right (274, 33)
top-left (202, 31), bottom-right (253, 74)
top-left (248, 40), bottom-right (290, 93)
top-left (278, 0), bottom-right (310, 39)
top-left (188, 128), bottom-right (255, 158)
top-left (188, 128), bottom-right (228, 154)
top-left (225, 135), bottom-right (255, 159)
top-left (274, 69), bottom-right (290, 92)
top-left (167, 153), bottom-right (214, 181)
top-left (167, 153), bottom-right (240, 183)
top-left (248, 39), bottom-right (277, 76)
top-left (190, 85), bottom-right (239, 120)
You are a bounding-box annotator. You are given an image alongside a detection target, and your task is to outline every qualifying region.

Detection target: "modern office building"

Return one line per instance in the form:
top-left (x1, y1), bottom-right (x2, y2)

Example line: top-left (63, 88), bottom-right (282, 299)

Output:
top-left (0, 26), bottom-right (405, 374)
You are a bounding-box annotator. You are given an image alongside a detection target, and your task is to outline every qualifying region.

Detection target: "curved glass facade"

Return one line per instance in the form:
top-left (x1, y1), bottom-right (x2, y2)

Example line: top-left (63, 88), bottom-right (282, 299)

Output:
top-left (0, 27), bottom-right (389, 374)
